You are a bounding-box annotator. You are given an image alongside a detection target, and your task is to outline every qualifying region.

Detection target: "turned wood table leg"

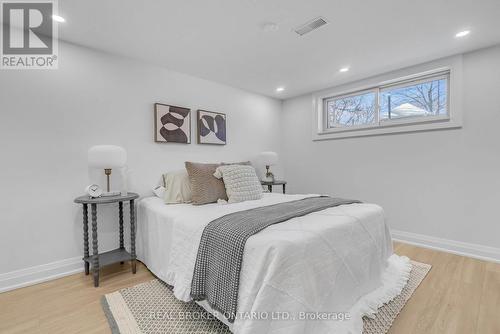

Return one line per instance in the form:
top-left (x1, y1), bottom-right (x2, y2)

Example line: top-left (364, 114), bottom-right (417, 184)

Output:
top-left (119, 202), bottom-right (124, 248)
top-left (130, 199), bottom-right (136, 274)
top-left (119, 202), bottom-right (124, 264)
top-left (91, 203), bottom-right (99, 287)
top-left (82, 204), bottom-right (90, 275)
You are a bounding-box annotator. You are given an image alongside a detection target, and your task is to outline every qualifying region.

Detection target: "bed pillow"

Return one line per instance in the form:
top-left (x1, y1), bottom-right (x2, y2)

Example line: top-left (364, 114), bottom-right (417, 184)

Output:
top-left (185, 162), bottom-right (228, 205)
top-left (162, 170), bottom-right (192, 204)
top-left (214, 165), bottom-right (263, 204)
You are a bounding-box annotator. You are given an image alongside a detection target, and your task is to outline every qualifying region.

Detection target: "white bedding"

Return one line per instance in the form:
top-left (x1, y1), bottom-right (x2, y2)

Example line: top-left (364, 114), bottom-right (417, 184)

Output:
top-left (137, 193), bottom-right (411, 334)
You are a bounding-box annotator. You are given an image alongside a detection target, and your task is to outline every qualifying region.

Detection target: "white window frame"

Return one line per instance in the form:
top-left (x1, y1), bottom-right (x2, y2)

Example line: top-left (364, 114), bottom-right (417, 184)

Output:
top-left (312, 55), bottom-right (463, 140)
top-left (379, 71), bottom-right (450, 125)
top-left (324, 88), bottom-right (378, 130)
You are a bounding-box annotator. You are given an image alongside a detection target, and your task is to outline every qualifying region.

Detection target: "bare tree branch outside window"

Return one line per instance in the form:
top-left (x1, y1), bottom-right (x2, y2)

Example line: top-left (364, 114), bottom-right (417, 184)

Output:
top-left (380, 79), bottom-right (447, 120)
top-left (327, 92), bottom-right (376, 127)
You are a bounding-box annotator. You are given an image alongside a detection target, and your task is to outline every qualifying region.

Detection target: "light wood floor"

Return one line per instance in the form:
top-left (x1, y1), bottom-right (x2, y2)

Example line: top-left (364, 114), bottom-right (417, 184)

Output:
top-left (1, 243), bottom-right (499, 334)
top-left (389, 243), bottom-right (500, 334)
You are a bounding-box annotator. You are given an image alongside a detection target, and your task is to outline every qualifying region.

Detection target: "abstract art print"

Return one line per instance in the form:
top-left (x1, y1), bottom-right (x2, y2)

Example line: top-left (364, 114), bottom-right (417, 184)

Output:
top-left (197, 110), bottom-right (226, 145)
top-left (154, 103), bottom-right (191, 144)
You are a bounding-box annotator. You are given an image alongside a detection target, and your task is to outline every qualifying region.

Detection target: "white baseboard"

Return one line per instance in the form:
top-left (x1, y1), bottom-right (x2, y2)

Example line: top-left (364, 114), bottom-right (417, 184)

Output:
top-left (0, 257), bottom-right (83, 293)
top-left (392, 229), bottom-right (500, 264)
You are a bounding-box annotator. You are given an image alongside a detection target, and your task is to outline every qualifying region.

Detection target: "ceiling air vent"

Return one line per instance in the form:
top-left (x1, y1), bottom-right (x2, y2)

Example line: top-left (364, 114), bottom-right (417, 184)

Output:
top-left (294, 17), bottom-right (328, 36)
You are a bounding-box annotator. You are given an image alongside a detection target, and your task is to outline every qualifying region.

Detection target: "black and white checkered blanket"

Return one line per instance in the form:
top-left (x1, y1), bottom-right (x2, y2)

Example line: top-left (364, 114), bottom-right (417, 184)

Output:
top-left (190, 196), bottom-right (361, 322)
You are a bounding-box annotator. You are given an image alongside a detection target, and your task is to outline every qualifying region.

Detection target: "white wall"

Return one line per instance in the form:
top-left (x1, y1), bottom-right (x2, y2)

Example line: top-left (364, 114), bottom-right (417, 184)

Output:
top-left (0, 41), bottom-right (283, 285)
top-left (281, 45), bottom-right (500, 254)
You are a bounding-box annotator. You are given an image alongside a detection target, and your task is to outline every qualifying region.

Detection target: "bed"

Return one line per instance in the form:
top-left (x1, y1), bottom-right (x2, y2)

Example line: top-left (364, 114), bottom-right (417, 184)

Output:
top-left (137, 192), bottom-right (411, 334)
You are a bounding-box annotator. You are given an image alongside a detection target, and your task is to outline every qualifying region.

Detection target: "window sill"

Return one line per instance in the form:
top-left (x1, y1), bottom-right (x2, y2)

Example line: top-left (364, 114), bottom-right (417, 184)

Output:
top-left (313, 116), bottom-right (461, 140)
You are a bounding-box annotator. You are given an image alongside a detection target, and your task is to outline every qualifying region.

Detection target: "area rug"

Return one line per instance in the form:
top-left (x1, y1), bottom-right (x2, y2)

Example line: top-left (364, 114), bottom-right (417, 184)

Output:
top-left (102, 261), bottom-right (431, 334)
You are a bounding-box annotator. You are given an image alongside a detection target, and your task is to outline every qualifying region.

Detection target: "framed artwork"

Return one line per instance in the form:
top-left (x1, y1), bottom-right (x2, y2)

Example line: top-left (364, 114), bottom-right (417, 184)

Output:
top-left (197, 110), bottom-right (227, 145)
top-left (154, 103), bottom-right (191, 143)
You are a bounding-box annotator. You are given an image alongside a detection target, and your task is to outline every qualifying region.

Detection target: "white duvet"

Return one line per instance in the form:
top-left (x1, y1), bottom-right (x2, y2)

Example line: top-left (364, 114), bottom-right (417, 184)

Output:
top-left (137, 193), bottom-right (411, 334)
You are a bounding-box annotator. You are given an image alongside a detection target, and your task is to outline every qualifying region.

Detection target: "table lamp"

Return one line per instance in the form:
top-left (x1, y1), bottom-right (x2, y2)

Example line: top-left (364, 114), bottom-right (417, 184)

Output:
top-left (259, 151), bottom-right (278, 181)
top-left (88, 145), bottom-right (127, 196)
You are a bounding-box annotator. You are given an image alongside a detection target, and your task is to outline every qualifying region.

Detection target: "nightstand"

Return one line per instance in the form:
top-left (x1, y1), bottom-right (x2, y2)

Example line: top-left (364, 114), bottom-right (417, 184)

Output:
top-left (261, 180), bottom-right (287, 194)
top-left (74, 192), bottom-right (139, 287)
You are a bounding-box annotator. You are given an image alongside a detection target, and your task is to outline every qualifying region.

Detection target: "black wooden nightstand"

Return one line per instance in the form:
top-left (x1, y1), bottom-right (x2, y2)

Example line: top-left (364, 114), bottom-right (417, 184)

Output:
top-left (74, 192), bottom-right (139, 287)
top-left (261, 180), bottom-right (287, 194)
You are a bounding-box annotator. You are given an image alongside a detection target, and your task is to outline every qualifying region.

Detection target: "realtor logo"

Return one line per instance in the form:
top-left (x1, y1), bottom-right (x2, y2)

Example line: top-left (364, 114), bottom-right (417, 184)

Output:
top-left (1, 0), bottom-right (58, 69)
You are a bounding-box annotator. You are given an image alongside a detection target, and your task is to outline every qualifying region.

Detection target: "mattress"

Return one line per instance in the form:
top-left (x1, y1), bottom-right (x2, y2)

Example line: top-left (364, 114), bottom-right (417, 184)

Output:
top-left (137, 193), bottom-right (410, 334)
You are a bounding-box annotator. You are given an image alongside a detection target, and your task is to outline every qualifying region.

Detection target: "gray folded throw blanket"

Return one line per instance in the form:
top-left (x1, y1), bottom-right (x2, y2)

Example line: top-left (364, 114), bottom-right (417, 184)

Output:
top-left (190, 196), bottom-right (361, 322)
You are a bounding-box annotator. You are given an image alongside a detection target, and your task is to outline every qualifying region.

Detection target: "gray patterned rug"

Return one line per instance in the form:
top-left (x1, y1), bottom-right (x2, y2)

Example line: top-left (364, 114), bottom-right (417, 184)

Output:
top-left (102, 261), bottom-right (431, 334)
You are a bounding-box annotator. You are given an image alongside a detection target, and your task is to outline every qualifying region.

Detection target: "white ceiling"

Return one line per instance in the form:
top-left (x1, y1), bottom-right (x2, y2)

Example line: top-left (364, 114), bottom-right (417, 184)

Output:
top-left (55, 0), bottom-right (500, 99)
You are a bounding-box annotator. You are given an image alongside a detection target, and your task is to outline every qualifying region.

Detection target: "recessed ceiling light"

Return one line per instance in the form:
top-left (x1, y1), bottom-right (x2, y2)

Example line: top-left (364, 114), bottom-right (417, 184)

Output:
top-left (52, 15), bottom-right (66, 23)
top-left (276, 87), bottom-right (285, 92)
top-left (455, 30), bottom-right (470, 38)
top-left (339, 67), bottom-right (350, 73)
top-left (261, 22), bottom-right (279, 32)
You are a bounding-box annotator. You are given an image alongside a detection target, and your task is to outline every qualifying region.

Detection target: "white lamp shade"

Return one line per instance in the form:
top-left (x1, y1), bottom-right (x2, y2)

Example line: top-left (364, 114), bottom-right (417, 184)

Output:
top-left (260, 151), bottom-right (278, 166)
top-left (88, 145), bottom-right (127, 169)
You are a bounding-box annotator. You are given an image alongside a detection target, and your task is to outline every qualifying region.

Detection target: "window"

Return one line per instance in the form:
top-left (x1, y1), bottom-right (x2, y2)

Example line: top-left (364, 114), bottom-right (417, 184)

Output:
top-left (323, 71), bottom-right (450, 132)
top-left (380, 76), bottom-right (448, 121)
top-left (326, 91), bottom-right (376, 128)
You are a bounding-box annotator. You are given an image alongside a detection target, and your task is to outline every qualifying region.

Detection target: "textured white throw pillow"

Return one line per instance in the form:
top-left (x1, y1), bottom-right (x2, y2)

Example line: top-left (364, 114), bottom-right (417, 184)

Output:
top-left (214, 165), bottom-right (263, 204)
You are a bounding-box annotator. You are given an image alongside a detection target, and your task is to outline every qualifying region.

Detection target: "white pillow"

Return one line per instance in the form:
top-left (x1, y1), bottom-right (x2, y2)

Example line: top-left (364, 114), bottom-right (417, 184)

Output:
top-left (162, 170), bottom-right (192, 204)
top-left (152, 185), bottom-right (166, 198)
top-left (214, 165), bottom-right (262, 204)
